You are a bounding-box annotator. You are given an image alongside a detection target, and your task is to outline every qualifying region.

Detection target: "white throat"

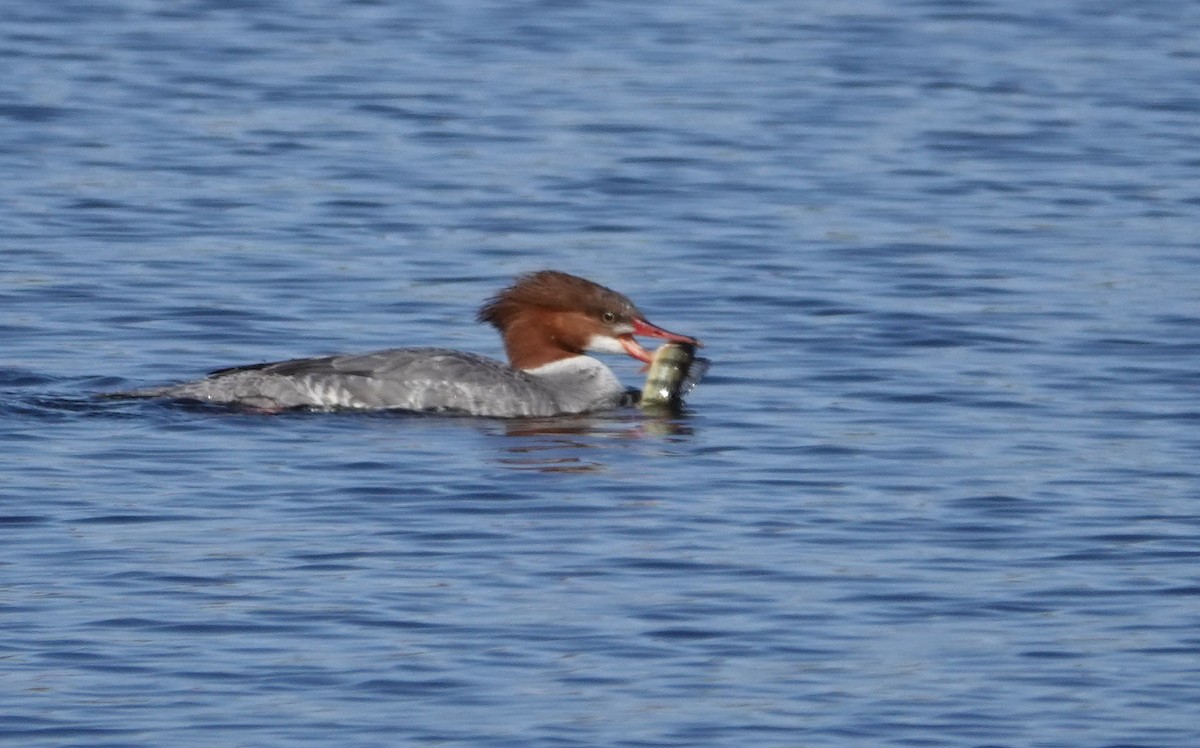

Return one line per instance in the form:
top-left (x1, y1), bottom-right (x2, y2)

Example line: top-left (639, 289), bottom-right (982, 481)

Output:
top-left (583, 333), bottom-right (628, 356)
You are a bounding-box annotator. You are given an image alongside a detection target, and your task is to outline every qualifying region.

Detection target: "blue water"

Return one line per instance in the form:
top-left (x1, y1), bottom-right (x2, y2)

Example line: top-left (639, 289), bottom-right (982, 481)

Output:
top-left (3, 1), bottom-right (1199, 745)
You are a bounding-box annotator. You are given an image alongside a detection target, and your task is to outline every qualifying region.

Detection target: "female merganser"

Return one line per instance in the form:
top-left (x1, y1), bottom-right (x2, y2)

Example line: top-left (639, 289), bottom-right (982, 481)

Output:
top-left (120, 270), bottom-right (701, 417)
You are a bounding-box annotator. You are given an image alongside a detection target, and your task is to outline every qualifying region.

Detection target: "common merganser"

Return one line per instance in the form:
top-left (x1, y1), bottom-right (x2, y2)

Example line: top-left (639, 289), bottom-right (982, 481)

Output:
top-left (119, 270), bottom-right (701, 417)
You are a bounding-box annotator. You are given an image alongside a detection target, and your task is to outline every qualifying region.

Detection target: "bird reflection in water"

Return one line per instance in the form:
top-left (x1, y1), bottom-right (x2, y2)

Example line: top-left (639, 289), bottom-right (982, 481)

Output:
top-left (495, 413), bottom-right (696, 473)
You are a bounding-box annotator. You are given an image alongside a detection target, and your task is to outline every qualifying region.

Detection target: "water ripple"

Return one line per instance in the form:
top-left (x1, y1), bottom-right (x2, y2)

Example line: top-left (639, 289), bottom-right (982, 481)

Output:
top-left (3, 0), bottom-right (1199, 746)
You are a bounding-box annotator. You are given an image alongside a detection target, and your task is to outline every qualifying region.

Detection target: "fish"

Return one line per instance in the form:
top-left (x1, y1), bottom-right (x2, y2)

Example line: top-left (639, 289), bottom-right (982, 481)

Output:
top-left (638, 342), bottom-right (709, 413)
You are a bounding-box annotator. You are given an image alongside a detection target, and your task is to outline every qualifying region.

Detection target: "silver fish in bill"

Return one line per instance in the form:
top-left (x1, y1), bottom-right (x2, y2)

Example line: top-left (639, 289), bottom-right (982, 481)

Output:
top-left (638, 342), bottom-right (709, 413)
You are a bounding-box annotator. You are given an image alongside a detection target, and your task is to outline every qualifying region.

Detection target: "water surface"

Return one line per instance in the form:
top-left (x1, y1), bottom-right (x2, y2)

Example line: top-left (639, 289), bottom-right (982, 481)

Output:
top-left (3, 1), bottom-right (1199, 745)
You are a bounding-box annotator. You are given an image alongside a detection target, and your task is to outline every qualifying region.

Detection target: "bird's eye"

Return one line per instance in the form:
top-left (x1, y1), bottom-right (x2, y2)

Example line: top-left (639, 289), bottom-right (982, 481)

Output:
top-left (601, 311), bottom-right (616, 323)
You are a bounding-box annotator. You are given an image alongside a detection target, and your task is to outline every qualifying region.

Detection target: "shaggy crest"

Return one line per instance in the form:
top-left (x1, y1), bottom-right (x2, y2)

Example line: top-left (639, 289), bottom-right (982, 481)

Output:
top-left (477, 270), bottom-right (641, 330)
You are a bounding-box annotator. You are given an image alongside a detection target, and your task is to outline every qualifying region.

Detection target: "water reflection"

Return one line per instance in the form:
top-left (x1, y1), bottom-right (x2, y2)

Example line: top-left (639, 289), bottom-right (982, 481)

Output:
top-left (495, 411), bottom-right (698, 472)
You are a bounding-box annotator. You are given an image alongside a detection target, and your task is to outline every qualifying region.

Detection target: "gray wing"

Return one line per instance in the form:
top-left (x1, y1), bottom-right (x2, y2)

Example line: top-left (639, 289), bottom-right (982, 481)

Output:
top-left (201, 348), bottom-right (564, 415)
top-left (204, 348), bottom-right (500, 379)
